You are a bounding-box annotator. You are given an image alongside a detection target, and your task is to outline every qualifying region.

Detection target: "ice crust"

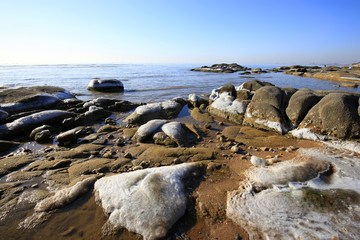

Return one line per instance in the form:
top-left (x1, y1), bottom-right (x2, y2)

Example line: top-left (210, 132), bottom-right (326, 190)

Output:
top-left (227, 148), bottom-right (360, 239)
top-left (94, 163), bottom-right (196, 240)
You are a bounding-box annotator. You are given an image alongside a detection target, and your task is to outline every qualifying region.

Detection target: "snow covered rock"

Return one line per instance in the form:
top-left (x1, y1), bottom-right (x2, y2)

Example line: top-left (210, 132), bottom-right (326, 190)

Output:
top-left (132, 119), bottom-right (168, 142)
top-left (250, 156), bottom-right (267, 166)
top-left (161, 121), bottom-right (185, 146)
top-left (87, 78), bottom-right (124, 92)
top-left (0, 110), bottom-right (75, 139)
top-left (94, 163), bottom-right (197, 240)
top-left (124, 99), bottom-right (185, 125)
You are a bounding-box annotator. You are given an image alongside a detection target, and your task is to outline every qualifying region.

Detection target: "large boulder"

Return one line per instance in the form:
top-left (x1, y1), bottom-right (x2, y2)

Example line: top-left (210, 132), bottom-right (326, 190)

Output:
top-left (0, 110), bottom-right (75, 139)
top-left (94, 163), bottom-right (198, 240)
top-left (87, 78), bottom-right (124, 92)
top-left (286, 89), bottom-right (324, 127)
top-left (243, 86), bottom-right (292, 133)
top-left (299, 93), bottom-right (360, 139)
top-left (0, 86), bottom-right (74, 114)
top-left (124, 99), bottom-right (185, 125)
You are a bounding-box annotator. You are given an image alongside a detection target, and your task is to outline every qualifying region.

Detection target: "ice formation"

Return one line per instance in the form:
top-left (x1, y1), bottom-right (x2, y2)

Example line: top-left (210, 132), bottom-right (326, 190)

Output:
top-left (94, 163), bottom-right (197, 240)
top-left (227, 148), bottom-right (360, 239)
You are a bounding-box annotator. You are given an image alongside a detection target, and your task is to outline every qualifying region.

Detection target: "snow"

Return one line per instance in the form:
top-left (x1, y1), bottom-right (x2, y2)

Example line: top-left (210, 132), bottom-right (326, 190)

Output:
top-left (94, 163), bottom-right (196, 240)
top-left (289, 128), bottom-right (322, 141)
top-left (227, 148), bottom-right (360, 239)
top-left (134, 119), bottom-right (168, 141)
top-left (135, 103), bottom-right (163, 115)
top-left (254, 118), bottom-right (287, 134)
top-left (161, 122), bottom-right (183, 141)
top-left (211, 92), bottom-right (248, 115)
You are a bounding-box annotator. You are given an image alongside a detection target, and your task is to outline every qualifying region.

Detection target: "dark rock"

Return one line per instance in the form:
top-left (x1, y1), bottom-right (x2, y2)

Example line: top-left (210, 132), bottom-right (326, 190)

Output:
top-left (0, 140), bottom-right (20, 154)
top-left (299, 93), bottom-right (360, 139)
top-left (34, 130), bottom-right (53, 143)
top-left (220, 84), bottom-right (236, 97)
top-left (29, 125), bottom-right (55, 139)
top-left (236, 90), bottom-right (252, 100)
top-left (87, 79), bottom-right (124, 92)
top-left (286, 89), bottom-right (324, 126)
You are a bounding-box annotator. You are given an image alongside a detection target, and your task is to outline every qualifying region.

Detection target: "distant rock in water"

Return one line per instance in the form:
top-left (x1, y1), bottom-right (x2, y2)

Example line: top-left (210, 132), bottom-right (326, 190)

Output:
top-left (87, 78), bottom-right (124, 92)
top-left (191, 63), bottom-right (251, 73)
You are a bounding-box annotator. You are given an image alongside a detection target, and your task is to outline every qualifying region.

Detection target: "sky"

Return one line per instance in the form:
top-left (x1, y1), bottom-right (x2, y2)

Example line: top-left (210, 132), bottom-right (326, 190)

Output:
top-left (0, 0), bottom-right (359, 65)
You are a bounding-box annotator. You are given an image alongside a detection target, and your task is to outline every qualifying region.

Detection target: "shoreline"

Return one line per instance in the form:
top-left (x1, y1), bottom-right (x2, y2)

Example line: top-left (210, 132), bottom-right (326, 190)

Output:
top-left (1, 75), bottom-right (360, 239)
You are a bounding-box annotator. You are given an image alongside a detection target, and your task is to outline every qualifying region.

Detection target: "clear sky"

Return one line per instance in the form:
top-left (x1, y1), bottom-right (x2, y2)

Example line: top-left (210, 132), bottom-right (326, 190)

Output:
top-left (0, 0), bottom-right (359, 65)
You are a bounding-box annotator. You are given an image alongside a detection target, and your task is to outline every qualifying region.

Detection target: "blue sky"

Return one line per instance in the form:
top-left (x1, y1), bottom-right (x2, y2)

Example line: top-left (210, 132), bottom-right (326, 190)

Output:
top-left (0, 0), bottom-right (359, 65)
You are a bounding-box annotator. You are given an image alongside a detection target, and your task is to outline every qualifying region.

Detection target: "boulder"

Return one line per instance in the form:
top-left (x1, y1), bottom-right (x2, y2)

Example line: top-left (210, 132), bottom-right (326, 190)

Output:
top-left (56, 126), bottom-right (90, 145)
top-left (84, 106), bottom-right (111, 121)
top-left (161, 121), bottom-right (185, 146)
top-left (124, 99), bottom-right (185, 125)
top-left (240, 80), bottom-right (274, 92)
top-left (94, 163), bottom-right (198, 240)
top-left (153, 132), bottom-right (177, 147)
top-left (286, 89), bottom-right (324, 127)
top-left (1, 94), bottom-right (60, 114)
top-left (0, 110), bottom-right (75, 139)
top-left (188, 94), bottom-right (208, 108)
top-left (0, 110), bottom-right (9, 122)
top-left (87, 78), bottom-right (124, 92)
top-left (190, 108), bottom-right (214, 123)
top-left (30, 125), bottom-right (55, 139)
top-left (132, 119), bottom-right (168, 142)
top-left (243, 86), bottom-right (292, 134)
top-left (208, 92), bottom-right (249, 125)
top-left (299, 93), bottom-right (360, 139)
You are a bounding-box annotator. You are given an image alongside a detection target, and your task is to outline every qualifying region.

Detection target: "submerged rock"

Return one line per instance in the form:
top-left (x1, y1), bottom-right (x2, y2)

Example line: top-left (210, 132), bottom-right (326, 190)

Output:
top-left (94, 163), bottom-right (198, 240)
top-left (87, 78), bottom-right (124, 92)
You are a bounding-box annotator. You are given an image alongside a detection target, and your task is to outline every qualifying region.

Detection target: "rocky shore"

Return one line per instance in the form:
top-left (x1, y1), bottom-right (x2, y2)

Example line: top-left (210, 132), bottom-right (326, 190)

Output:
top-left (1, 78), bottom-right (360, 239)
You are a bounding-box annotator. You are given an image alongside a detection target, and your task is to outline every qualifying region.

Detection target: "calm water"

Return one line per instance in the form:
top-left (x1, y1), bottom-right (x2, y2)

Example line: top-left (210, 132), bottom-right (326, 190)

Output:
top-left (0, 63), bottom-right (358, 103)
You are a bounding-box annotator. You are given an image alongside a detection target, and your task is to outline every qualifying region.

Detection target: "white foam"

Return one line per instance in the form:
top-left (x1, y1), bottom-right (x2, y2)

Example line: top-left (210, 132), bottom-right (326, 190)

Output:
top-left (94, 163), bottom-right (196, 240)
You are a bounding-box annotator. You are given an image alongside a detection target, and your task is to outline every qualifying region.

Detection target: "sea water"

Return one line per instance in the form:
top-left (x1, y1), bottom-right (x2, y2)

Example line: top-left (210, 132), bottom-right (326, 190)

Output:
top-left (0, 63), bottom-right (358, 103)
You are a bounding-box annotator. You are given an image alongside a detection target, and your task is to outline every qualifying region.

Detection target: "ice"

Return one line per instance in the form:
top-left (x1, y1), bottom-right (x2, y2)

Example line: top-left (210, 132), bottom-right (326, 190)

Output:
top-left (94, 163), bottom-right (196, 240)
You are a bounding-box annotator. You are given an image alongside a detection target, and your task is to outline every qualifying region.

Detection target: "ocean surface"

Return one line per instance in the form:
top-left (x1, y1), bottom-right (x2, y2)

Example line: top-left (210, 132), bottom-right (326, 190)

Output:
top-left (0, 63), bottom-right (358, 103)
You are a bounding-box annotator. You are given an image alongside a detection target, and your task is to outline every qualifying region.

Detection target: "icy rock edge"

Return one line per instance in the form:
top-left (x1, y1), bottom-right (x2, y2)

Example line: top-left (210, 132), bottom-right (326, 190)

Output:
top-left (94, 163), bottom-right (197, 240)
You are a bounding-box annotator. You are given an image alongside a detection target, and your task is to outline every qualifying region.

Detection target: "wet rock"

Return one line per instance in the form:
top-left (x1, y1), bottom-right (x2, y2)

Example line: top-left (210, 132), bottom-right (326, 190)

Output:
top-left (190, 107), bottom-right (214, 123)
top-left (0, 110), bottom-right (8, 122)
top-left (286, 89), bottom-right (324, 127)
top-left (84, 106), bottom-right (111, 121)
top-left (0, 110), bottom-right (75, 139)
top-left (34, 130), bottom-right (52, 143)
top-left (299, 93), bottom-right (360, 139)
top-left (0, 155), bottom-right (35, 177)
top-left (0, 140), bottom-right (20, 155)
top-left (56, 126), bottom-right (87, 145)
top-left (124, 99), bottom-right (185, 125)
top-left (68, 159), bottom-right (112, 180)
top-left (97, 124), bottom-right (121, 133)
top-left (94, 163), bottom-right (198, 240)
top-left (188, 94), bottom-right (208, 108)
top-left (29, 125), bottom-right (55, 139)
top-left (87, 78), bottom-right (124, 92)
top-left (132, 119), bottom-right (168, 142)
top-left (341, 82), bottom-right (358, 88)
top-left (153, 132), bottom-right (177, 147)
top-left (161, 121), bottom-right (186, 146)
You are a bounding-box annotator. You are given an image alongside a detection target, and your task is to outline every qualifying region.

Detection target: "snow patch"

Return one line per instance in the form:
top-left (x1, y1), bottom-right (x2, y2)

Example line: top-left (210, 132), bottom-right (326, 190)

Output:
top-left (211, 93), bottom-right (248, 115)
top-left (289, 128), bottom-right (322, 141)
top-left (254, 118), bottom-right (287, 134)
top-left (94, 163), bottom-right (196, 240)
top-left (161, 122), bottom-right (183, 141)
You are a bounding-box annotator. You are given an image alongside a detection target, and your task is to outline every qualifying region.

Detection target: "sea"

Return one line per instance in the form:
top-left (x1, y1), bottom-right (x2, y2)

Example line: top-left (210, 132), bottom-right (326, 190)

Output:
top-left (0, 63), bottom-right (358, 103)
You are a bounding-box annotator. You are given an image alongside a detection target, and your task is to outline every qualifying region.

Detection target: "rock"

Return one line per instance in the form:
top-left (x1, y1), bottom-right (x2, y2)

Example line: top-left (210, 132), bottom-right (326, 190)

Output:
top-left (285, 89), bottom-right (324, 127)
top-left (0, 140), bottom-right (20, 155)
top-left (1, 94), bottom-right (60, 114)
top-left (87, 78), bottom-right (124, 92)
top-left (97, 124), bottom-right (121, 133)
top-left (124, 152), bottom-right (132, 159)
top-left (243, 86), bottom-right (291, 134)
top-left (208, 92), bottom-right (249, 125)
top-left (68, 158), bottom-right (111, 180)
top-left (29, 125), bottom-right (54, 139)
top-left (188, 94), bottom-right (208, 108)
top-left (341, 82), bottom-right (358, 88)
top-left (220, 84), bottom-right (237, 97)
top-left (191, 63), bottom-right (250, 73)
top-left (190, 108), bottom-right (214, 123)
top-left (132, 119), bottom-right (168, 142)
top-left (56, 126), bottom-right (90, 145)
top-left (161, 121), bottom-right (185, 146)
top-left (35, 177), bottom-right (97, 212)
top-left (250, 156), bottom-right (267, 166)
top-left (236, 89), bottom-right (252, 100)
top-left (84, 106), bottom-right (111, 121)
top-left (34, 130), bottom-right (52, 143)
top-left (0, 155), bottom-right (35, 177)
top-left (124, 99), bottom-right (185, 125)
top-left (153, 132), bottom-right (177, 147)
top-left (0, 110), bottom-right (75, 139)
top-left (299, 93), bottom-right (360, 139)
top-left (94, 163), bottom-right (198, 240)
top-left (231, 145), bottom-right (240, 153)
top-left (0, 110), bottom-right (8, 122)
top-left (240, 80), bottom-right (274, 92)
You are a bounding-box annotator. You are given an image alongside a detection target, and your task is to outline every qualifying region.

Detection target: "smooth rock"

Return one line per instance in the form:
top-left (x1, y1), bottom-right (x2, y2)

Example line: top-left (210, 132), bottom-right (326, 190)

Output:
top-left (87, 79), bottom-right (124, 92)
top-left (250, 156), bottom-right (267, 166)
